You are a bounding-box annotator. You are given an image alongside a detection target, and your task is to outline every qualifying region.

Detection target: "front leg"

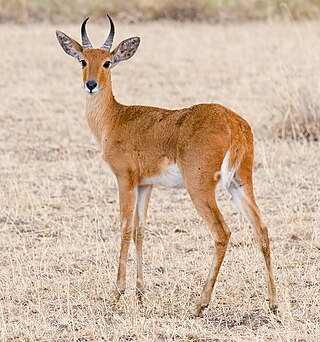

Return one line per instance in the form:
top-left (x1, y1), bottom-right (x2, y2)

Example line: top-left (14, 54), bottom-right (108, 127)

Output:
top-left (112, 181), bottom-right (138, 302)
top-left (133, 185), bottom-right (152, 300)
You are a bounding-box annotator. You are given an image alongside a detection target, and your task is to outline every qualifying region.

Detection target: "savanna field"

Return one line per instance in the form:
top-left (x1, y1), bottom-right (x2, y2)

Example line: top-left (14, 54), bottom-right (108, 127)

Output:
top-left (0, 7), bottom-right (320, 342)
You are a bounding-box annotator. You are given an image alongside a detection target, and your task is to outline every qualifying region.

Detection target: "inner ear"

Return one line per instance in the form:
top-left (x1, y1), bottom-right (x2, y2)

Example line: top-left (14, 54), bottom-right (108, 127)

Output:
top-left (56, 30), bottom-right (83, 61)
top-left (111, 37), bottom-right (140, 68)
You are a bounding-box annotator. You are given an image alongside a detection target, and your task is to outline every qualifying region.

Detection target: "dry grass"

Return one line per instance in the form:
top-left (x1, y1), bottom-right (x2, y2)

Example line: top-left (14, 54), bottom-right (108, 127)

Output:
top-left (0, 20), bottom-right (319, 341)
top-left (1, 0), bottom-right (320, 23)
top-left (275, 87), bottom-right (320, 141)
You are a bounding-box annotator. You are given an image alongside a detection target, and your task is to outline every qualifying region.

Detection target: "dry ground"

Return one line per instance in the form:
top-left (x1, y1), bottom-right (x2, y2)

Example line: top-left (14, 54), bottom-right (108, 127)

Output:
top-left (0, 20), bottom-right (319, 341)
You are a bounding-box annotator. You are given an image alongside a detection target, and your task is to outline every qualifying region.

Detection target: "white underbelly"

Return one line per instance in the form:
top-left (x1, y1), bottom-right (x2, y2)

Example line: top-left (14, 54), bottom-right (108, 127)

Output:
top-left (141, 163), bottom-right (184, 188)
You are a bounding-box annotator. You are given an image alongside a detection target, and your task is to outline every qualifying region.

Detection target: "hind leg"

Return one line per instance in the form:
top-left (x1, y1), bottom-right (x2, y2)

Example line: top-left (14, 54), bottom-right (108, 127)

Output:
top-left (186, 180), bottom-right (231, 317)
top-left (228, 171), bottom-right (278, 314)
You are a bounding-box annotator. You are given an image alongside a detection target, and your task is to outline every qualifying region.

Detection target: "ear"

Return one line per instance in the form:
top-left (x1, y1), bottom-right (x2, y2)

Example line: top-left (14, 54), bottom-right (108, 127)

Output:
top-left (56, 30), bottom-right (83, 62)
top-left (110, 37), bottom-right (140, 68)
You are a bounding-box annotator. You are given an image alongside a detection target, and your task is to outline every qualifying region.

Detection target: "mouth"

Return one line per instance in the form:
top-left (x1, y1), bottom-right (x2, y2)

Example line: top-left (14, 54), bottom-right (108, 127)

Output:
top-left (84, 87), bottom-right (99, 95)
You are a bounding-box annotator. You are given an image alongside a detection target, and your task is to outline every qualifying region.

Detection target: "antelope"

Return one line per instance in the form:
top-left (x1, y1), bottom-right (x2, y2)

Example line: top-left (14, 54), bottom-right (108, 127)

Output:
top-left (56, 15), bottom-right (278, 317)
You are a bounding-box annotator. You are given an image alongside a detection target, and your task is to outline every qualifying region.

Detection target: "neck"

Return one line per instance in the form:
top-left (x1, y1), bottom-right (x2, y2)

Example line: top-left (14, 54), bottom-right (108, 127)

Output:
top-left (85, 81), bottom-right (118, 144)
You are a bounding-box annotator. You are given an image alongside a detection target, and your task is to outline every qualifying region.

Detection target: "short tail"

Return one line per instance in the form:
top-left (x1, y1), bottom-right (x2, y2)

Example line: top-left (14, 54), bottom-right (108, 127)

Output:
top-left (220, 128), bottom-right (248, 189)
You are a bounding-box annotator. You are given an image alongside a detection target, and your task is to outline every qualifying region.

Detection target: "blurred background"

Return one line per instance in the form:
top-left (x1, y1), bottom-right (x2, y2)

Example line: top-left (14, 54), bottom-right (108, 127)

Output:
top-left (1, 0), bottom-right (320, 23)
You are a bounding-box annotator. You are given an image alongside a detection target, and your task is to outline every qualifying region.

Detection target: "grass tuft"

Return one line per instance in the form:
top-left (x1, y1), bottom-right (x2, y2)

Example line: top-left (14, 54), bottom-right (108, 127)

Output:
top-left (277, 88), bottom-right (320, 142)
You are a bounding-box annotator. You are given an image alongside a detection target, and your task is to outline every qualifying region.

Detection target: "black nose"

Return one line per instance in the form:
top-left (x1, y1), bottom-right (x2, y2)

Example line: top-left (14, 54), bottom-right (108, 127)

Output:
top-left (86, 80), bottom-right (97, 92)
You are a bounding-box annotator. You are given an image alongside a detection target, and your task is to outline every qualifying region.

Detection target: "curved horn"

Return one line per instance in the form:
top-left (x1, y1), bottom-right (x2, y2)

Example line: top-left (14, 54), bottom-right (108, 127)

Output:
top-left (81, 17), bottom-right (92, 49)
top-left (101, 15), bottom-right (115, 51)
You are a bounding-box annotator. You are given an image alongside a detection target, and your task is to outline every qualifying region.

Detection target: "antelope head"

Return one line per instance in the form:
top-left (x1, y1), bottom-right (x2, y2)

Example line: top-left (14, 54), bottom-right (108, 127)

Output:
top-left (56, 15), bottom-right (140, 94)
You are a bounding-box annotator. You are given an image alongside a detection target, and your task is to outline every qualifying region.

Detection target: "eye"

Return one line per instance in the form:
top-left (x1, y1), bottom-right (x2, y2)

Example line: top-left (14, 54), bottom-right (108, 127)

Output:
top-left (80, 60), bottom-right (87, 69)
top-left (103, 61), bottom-right (111, 69)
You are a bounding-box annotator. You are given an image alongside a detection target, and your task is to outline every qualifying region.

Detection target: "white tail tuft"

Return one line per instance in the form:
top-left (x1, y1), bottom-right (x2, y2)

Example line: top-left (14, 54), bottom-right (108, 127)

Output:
top-left (220, 149), bottom-right (240, 189)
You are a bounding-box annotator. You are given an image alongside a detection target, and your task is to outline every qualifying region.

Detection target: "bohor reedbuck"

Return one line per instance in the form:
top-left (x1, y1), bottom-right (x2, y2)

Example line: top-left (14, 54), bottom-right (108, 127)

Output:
top-left (56, 15), bottom-right (278, 317)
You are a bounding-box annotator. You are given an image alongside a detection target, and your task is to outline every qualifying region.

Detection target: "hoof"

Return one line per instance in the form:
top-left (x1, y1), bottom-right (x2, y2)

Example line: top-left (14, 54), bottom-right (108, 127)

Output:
top-left (269, 303), bottom-right (279, 316)
top-left (136, 288), bottom-right (145, 302)
top-left (193, 303), bottom-right (209, 318)
top-left (109, 289), bottom-right (125, 304)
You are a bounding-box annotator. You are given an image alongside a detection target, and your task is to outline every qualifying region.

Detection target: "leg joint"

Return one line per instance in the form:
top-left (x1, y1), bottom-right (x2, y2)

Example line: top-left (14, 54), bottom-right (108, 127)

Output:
top-left (121, 230), bottom-right (132, 243)
top-left (133, 230), bottom-right (144, 245)
top-left (215, 229), bottom-right (231, 247)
